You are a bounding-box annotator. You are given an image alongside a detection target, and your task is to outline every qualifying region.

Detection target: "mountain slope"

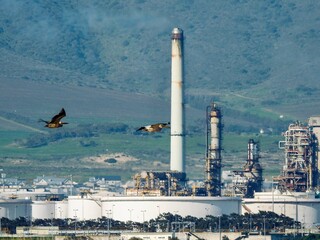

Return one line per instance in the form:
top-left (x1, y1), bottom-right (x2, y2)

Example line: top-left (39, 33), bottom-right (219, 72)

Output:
top-left (0, 0), bottom-right (319, 128)
top-left (0, 47), bottom-right (205, 129)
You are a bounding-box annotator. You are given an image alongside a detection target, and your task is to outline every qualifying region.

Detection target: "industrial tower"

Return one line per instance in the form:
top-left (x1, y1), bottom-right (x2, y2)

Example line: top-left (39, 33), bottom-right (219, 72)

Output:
top-left (125, 28), bottom-right (188, 197)
top-left (233, 139), bottom-right (263, 198)
top-left (170, 27), bottom-right (185, 173)
top-left (275, 121), bottom-right (318, 192)
top-left (205, 102), bottom-right (223, 196)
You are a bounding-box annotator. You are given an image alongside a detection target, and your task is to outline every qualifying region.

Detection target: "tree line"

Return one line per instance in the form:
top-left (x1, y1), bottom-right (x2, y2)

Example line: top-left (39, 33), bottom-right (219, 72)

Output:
top-left (0, 211), bottom-right (301, 234)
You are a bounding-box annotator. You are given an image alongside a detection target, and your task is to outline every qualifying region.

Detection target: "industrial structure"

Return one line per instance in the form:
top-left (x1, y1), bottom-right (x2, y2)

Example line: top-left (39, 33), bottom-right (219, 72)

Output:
top-left (242, 117), bottom-right (320, 229)
top-left (274, 121), bottom-right (318, 192)
top-left (73, 195), bottom-right (241, 222)
top-left (1, 27), bottom-right (320, 230)
top-left (170, 27), bottom-right (186, 173)
top-left (308, 116), bottom-right (320, 185)
top-left (125, 171), bottom-right (188, 197)
top-left (125, 100), bottom-right (226, 198)
top-left (124, 29), bottom-right (225, 198)
top-left (205, 103), bottom-right (223, 196)
top-left (231, 139), bottom-right (263, 198)
top-left (124, 28), bottom-right (190, 197)
top-left (101, 27), bottom-right (243, 220)
top-left (242, 191), bottom-right (320, 230)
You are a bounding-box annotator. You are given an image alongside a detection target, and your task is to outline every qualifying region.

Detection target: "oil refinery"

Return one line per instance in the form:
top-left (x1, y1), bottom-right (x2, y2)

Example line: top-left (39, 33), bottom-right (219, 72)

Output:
top-left (0, 28), bottom-right (320, 233)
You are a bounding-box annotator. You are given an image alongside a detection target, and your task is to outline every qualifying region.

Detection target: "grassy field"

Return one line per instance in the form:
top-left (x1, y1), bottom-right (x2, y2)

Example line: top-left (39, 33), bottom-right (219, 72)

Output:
top-left (0, 128), bottom-right (284, 183)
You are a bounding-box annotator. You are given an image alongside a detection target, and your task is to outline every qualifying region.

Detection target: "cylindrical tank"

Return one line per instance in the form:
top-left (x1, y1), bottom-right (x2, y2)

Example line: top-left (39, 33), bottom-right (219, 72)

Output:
top-left (32, 201), bottom-right (55, 220)
top-left (243, 192), bottom-right (320, 229)
top-left (55, 200), bottom-right (68, 219)
top-left (67, 196), bottom-right (102, 220)
top-left (0, 199), bottom-right (32, 220)
top-left (101, 196), bottom-right (241, 222)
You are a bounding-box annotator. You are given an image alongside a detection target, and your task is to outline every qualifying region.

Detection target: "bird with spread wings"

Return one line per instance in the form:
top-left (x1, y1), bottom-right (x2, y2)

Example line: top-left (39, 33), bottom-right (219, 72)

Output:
top-left (39, 108), bottom-right (68, 128)
top-left (136, 122), bottom-right (170, 133)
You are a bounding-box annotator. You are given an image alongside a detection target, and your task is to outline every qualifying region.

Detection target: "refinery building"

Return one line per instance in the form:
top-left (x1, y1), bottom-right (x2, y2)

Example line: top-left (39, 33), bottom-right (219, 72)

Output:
top-left (1, 28), bottom-right (320, 231)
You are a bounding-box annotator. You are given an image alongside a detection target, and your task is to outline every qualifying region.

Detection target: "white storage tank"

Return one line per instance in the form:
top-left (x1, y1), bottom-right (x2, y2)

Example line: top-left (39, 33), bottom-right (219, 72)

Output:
top-left (32, 201), bottom-right (55, 220)
top-left (67, 195), bottom-right (102, 220)
top-left (101, 196), bottom-right (242, 222)
top-left (54, 200), bottom-right (68, 219)
top-left (0, 199), bottom-right (32, 220)
top-left (242, 191), bottom-right (320, 229)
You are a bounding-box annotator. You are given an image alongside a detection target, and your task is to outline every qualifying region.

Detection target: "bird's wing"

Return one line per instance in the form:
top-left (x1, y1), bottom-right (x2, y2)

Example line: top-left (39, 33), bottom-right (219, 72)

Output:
top-left (50, 108), bottom-right (66, 123)
top-left (136, 126), bottom-right (146, 131)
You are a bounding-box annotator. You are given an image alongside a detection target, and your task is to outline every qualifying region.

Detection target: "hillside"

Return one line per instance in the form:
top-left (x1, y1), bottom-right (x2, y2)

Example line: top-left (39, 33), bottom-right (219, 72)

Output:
top-left (0, 1), bottom-right (319, 124)
top-left (0, 0), bottom-right (318, 181)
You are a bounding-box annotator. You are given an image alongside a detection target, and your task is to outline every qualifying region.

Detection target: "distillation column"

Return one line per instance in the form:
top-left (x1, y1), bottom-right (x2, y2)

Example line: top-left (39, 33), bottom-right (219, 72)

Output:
top-left (308, 117), bottom-right (320, 188)
top-left (170, 27), bottom-right (185, 173)
top-left (205, 102), bottom-right (222, 196)
top-left (243, 139), bottom-right (263, 195)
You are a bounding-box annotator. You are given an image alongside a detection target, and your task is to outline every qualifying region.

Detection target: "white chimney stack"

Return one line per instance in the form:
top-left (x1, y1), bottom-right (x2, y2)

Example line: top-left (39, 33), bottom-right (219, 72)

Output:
top-left (170, 27), bottom-right (185, 172)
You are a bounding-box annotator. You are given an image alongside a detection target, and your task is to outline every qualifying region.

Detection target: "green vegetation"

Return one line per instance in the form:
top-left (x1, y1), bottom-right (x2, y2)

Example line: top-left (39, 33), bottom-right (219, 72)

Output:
top-left (0, 126), bottom-right (283, 182)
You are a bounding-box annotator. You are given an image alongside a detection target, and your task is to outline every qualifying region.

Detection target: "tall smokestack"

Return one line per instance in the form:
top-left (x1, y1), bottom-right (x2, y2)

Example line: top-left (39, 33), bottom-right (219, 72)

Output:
top-left (170, 27), bottom-right (185, 172)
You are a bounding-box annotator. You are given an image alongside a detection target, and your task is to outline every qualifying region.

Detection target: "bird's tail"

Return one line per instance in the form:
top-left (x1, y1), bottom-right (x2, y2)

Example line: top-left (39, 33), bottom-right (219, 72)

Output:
top-left (38, 119), bottom-right (49, 124)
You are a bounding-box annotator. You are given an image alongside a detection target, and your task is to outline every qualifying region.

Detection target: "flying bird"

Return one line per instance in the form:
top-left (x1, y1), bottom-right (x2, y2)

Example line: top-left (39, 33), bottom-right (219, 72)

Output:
top-left (39, 108), bottom-right (68, 128)
top-left (136, 122), bottom-right (170, 133)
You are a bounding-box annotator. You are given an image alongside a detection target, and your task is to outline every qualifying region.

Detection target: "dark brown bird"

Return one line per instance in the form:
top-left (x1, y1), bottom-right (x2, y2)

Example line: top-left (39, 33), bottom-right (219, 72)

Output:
top-left (136, 122), bottom-right (170, 133)
top-left (39, 108), bottom-right (68, 128)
